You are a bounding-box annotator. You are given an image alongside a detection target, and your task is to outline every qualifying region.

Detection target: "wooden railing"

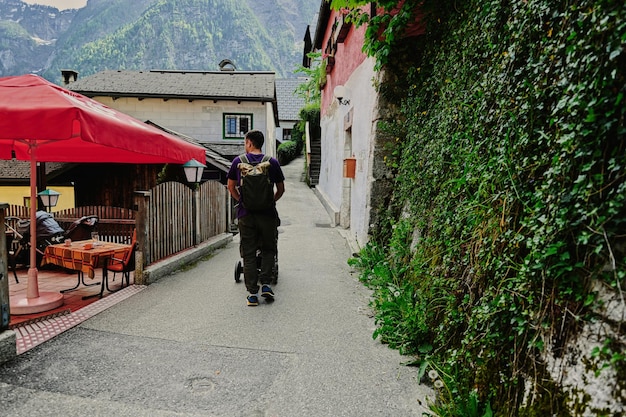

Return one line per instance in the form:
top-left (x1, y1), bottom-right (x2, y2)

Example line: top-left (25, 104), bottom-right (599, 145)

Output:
top-left (54, 206), bottom-right (136, 244)
top-left (5, 205), bottom-right (29, 219)
top-left (4, 204), bottom-right (136, 244)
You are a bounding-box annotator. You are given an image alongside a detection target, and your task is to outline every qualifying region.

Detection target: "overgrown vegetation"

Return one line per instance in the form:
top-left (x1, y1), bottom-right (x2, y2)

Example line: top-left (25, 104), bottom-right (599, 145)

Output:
top-left (335, 0), bottom-right (626, 415)
top-left (284, 53), bottom-right (323, 169)
top-left (278, 103), bottom-right (321, 166)
top-left (295, 52), bottom-right (325, 105)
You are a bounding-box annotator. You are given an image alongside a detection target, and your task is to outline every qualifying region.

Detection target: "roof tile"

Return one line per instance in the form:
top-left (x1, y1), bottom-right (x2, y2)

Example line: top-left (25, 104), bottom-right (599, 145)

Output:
top-left (68, 70), bottom-right (276, 101)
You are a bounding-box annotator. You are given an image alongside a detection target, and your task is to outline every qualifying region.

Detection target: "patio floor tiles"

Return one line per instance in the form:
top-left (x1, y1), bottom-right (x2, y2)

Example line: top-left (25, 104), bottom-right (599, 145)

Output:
top-left (9, 267), bottom-right (145, 354)
top-left (8, 267), bottom-right (134, 327)
top-left (14, 285), bottom-right (147, 354)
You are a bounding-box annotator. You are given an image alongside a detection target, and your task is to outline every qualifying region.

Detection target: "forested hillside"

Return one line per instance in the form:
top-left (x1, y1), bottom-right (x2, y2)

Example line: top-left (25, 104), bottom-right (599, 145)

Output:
top-left (0, 0), bottom-right (317, 81)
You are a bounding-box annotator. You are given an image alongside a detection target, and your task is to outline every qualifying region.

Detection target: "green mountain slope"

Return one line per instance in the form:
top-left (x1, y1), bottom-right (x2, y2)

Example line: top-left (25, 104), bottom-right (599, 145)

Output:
top-left (0, 0), bottom-right (316, 81)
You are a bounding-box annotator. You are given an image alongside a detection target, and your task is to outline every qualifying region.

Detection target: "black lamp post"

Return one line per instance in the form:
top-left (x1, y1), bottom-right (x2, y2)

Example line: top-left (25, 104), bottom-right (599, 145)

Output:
top-left (183, 159), bottom-right (206, 246)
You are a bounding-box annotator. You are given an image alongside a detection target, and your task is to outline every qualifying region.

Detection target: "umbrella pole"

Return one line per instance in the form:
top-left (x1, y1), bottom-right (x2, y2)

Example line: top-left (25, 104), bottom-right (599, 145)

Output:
top-left (9, 153), bottom-right (64, 315)
top-left (27, 158), bottom-right (39, 298)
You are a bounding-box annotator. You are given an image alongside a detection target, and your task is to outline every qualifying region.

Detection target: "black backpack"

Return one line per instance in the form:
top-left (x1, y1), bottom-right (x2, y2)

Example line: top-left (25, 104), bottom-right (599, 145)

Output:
top-left (238, 154), bottom-right (274, 211)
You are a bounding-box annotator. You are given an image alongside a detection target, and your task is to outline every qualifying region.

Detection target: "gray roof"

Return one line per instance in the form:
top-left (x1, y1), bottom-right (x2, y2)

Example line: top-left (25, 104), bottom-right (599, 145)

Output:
top-left (205, 143), bottom-right (245, 160)
top-left (276, 78), bottom-right (307, 122)
top-left (68, 70), bottom-right (277, 102)
top-left (145, 121), bottom-right (231, 172)
top-left (0, 160), bottom-right (68, 183)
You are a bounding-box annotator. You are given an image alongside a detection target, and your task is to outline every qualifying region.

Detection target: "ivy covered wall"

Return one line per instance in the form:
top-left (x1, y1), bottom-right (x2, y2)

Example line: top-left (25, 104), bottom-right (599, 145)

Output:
top-left (348, 0), bottom-right (625, 415)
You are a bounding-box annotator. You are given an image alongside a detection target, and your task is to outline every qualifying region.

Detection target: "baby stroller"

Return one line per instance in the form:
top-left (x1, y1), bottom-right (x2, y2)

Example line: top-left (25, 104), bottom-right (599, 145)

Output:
top-left (64, 215), bottom-right (99, 241)
top-left (234, 250), bottom-right (278, 285)
top-left (5, 216), bottom-right (23, 282)
top-left (234, 227), bottom-right (279, 285)
top-left (14, 210), bottom-right (65, 267)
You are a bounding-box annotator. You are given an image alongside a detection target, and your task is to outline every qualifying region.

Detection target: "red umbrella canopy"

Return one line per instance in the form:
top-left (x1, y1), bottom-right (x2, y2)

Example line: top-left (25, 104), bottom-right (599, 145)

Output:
top-left (0, 74), bottom-right (206, 164)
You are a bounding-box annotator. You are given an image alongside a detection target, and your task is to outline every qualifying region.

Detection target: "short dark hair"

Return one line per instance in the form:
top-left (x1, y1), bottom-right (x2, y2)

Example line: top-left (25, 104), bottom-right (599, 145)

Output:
top-left (245, 129), bottom-right (264, 150)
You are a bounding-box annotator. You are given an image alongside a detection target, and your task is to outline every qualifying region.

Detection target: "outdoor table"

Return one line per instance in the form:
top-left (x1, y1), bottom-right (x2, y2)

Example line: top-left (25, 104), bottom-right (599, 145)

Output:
top-left (42, 240), bottom-right (133, 300)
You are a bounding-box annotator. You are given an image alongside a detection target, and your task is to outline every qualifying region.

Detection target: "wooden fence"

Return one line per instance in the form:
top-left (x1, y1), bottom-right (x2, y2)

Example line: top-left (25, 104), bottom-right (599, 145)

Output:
top-left (136, 180), bottom-right (228, 266)
top-left (198, 180), bottom-right (229, 241)
top-left (144, 181), bottom-right (194, 264)
top-left (3, 180), bottom-right (229, 281)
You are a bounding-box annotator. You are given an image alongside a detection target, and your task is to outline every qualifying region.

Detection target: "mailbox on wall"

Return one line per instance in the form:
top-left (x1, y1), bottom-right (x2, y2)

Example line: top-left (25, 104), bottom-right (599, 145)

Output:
top-left (343, 157), bottom-right (356, 178)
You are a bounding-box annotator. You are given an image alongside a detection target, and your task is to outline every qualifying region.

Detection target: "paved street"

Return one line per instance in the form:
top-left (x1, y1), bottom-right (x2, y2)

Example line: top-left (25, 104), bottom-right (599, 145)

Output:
top-left (0, 156), bottom-right (432, 416)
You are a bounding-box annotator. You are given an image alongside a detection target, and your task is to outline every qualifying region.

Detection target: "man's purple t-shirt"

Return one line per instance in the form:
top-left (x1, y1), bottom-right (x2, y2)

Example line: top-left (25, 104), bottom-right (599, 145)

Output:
top-left (228, 153), bottom-right (285, 218)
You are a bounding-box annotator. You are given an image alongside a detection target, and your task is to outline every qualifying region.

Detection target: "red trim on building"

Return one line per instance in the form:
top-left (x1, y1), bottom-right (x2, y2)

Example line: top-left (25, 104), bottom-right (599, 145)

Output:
top-left (315, 3), bottom-right (425, 116)
top-left (319, 8), bottom-right (368, 116)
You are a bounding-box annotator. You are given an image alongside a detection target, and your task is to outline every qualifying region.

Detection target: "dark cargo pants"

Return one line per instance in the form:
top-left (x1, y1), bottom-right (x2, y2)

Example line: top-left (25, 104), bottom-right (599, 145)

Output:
top-left (238, 212), bottom-right (278, 294)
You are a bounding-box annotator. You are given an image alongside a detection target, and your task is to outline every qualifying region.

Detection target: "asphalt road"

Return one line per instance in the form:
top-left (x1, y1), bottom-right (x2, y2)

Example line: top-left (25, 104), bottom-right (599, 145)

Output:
top-left (0, 156), bottom-right (433, 416)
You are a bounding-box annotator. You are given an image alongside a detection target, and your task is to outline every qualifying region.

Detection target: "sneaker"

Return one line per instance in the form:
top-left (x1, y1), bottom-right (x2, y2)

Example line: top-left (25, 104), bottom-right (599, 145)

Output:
top-left (247, 294), bottom-right (259, 306)
top-left (261, 285), bottom-right (274, 301)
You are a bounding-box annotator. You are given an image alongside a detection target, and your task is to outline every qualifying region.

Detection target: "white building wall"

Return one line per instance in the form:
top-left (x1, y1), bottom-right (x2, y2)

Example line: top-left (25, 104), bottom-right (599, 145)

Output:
top-left (348, 58), bottom-right (378, 248)
top-left (265, 102), bottom-right (277, 157)
top-left (318, 109), bottom-right (344, 211)
top-left (96, 97), bottom-right (269, 145)
top-left (276, 121), bottom-right (297, 142)
top-left (318, 57), bottom-right (378, 249)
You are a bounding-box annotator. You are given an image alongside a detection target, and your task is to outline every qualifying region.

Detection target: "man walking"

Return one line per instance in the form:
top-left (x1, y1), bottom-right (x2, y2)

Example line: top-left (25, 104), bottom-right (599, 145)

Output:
top-left (227, 130), bottom-right (285, 306)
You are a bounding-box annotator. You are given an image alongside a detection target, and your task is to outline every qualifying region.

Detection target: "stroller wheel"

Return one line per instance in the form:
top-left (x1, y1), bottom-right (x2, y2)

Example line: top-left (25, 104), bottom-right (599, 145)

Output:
top-left (234, 260), bottom-right (243, 283)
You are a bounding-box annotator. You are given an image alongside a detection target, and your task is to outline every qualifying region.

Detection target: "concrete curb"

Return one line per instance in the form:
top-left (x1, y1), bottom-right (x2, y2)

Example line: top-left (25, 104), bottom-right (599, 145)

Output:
top-left (313, 186), bottom-right (340, 226)
top-left (142, 232), bottom-right (233, 284)
top-left (0, 329), bottom-right (16, 365)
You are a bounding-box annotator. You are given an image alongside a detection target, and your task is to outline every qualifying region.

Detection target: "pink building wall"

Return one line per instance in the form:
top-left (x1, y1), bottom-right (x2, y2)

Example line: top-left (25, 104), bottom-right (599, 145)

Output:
top-left (320, 9), bottom-right (368, 116)
top-left (318, 5), bottom-right (424, 116)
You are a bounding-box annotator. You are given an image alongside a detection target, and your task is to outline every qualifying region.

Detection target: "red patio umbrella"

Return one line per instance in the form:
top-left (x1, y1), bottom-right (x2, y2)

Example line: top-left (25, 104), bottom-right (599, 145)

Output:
top-left (0, 74), bottom-right (207, 314)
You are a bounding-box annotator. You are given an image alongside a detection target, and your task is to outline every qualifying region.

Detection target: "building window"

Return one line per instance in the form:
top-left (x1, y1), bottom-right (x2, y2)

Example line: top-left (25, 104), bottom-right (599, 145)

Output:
top-left (283, 128), bottom-right (293, 141)
top-left (223, 113), bottom-right (253, 139)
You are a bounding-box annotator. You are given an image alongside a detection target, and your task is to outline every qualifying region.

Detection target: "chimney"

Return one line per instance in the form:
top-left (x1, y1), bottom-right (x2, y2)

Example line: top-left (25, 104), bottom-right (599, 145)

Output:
top-left (218, 59), bottom-right (236, 71)
top-left (61, 69), bottom-right (78, 85)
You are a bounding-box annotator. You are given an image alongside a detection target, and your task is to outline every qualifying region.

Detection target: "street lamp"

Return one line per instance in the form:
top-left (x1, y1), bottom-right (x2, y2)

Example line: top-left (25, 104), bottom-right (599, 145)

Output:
top-left (183, 159), bottom-right (206, 247)
top-left (37, 188), bottom-right (61, 211)
top-left (183, 159), bottom-right (206, 184)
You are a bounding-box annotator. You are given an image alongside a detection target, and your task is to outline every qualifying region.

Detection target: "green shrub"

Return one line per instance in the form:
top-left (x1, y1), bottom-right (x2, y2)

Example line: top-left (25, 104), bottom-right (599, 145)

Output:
top-left (277, 140), bottom-right (300, 165)
top-left (285, 102), bottom-right (321, 165)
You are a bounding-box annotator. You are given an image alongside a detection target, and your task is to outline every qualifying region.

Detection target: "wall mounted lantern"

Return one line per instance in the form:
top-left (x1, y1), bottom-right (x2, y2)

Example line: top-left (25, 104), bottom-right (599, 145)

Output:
top-left (333, 85), bottom-right (351, 106)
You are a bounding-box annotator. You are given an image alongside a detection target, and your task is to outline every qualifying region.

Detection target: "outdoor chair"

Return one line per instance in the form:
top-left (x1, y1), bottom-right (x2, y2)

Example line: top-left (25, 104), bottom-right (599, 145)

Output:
top-left (5, 216), bottom-right (23, 283)
top-left (103, 229), bottom-right (136, 291)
